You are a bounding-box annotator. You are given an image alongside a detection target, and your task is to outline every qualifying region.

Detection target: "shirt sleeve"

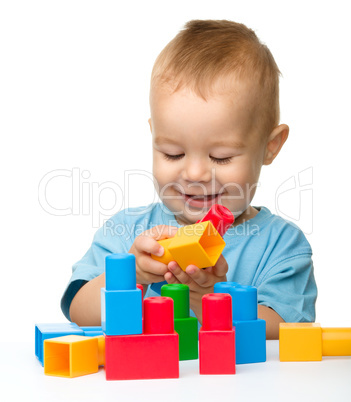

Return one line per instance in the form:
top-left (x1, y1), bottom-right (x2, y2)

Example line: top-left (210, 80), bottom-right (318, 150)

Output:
top-left (60, 279), bottom-right (88, 321)
top-left (256, 253), bottom-right (317, 323)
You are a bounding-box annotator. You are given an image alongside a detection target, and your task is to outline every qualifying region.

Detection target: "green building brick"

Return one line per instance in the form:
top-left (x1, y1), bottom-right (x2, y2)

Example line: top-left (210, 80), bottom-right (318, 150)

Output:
top-left (161, 284), bottom-right (198, 360)
top-left (174, 317), bottom-right (198, 360)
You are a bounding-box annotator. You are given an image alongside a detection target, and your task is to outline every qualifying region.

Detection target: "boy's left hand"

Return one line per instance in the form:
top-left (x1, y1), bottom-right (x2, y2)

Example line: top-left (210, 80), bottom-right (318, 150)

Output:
top-left (164, 255), bottom-right (228, 324)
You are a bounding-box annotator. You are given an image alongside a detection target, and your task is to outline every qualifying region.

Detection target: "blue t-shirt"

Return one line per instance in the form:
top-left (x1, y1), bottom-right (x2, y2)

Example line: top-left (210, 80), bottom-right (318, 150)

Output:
top-left (61, 203), bottom-right (317, 323)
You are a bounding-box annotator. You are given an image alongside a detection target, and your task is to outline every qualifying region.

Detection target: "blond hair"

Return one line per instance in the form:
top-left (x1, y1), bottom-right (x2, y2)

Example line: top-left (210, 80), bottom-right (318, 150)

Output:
top-left (150, 19), bottom-right (281, 134)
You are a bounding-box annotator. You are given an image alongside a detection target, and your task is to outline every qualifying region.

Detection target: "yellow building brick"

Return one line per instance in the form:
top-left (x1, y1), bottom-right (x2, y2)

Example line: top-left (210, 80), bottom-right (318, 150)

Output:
top-left (279, 323), bottom-right (322, 362)
top-left (152, 221), bottom-right (225, 270)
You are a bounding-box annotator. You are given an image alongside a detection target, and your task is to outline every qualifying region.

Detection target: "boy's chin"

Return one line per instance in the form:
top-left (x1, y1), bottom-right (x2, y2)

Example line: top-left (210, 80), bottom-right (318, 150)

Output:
top-left (178, 211), bottom-right (207, 226)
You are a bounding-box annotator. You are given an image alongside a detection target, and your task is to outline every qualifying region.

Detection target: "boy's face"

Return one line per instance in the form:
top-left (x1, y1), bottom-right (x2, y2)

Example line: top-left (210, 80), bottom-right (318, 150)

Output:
top-left (149, 79), bottom-right (268, 226)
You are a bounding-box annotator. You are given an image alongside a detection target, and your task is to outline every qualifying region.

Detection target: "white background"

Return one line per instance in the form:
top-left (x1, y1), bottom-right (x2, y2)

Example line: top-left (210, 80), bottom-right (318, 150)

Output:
top-left (1, 0), bottom-right (350, 343)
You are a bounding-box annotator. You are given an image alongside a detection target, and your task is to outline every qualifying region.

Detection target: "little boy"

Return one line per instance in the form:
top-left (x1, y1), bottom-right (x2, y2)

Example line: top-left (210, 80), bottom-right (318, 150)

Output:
top-left (61, 20), bottom-right (317, 339)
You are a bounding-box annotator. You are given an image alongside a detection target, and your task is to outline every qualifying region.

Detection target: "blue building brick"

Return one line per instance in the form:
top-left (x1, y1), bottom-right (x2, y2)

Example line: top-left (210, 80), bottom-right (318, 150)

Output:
top-left (232, 319), bottom-right (266, 364)
top-left (101, 288), bottom-right (142, 335)
top-left (214, 282), bottom-right (257, 321)
top-left (35, 323), bottom-right (84, 366)
top-left (214, 282), bottom-right (266, 364)
top-left (105, 253), bottom-right (137, 291)
top-left (81, 326), bottom-right (104, 337)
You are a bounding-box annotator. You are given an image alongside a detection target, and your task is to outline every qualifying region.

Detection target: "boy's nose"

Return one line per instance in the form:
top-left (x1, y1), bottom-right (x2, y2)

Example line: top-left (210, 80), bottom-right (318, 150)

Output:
top-left (181, 159), bottom-right (212, 184)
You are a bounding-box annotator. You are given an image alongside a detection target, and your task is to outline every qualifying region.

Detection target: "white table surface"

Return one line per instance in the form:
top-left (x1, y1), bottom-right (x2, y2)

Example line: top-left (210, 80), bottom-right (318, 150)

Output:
top-left (1, 341), bottom-right (350, 402)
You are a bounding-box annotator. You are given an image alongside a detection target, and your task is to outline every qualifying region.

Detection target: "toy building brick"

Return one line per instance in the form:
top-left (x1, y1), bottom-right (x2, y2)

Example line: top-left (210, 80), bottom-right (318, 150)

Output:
top-left (44, 335), bottom-right (105, 378)
top-left (151, 221), bottom-right (225, 270)
top-left (161, 283), bottom-right (198, 360)
top-left (279, 323), bottom-right (322, 361)
top-left (280, 323), bottom-right (351, 361)
top-left (199, 293), bottom-right (236, 375)
top-left (214, 282), bottom-right (266, 364)
top-left (104, 297), bottom-right (179, 380)
top-left (322, 327), bottom-right (351, 356)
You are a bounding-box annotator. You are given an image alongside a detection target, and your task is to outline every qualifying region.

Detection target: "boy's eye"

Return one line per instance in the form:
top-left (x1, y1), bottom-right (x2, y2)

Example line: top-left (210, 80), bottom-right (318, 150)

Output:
top-left (163, 153), bottom-right (184, 161)
top-left (163, 153), bottom-right (233, 165)
top-left (210, 156), bottom-right (233, 165)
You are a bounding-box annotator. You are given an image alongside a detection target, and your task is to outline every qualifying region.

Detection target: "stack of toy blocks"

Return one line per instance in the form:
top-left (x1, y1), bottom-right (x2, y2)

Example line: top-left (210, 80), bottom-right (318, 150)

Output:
top-left (105, 296), bottom-right (179, 380)
top-left (279, 323), bottom-right (351, 361)
top-left (214, 282), bottom-right (266, 364)
top-left (101, 253), bottom-right (142, 336)
top-left (199, 293), bottom-right (236, 375)
top-left (161, 283), bottom-right (198, 360)
top-left (103, 253), bottom-right (179, 380)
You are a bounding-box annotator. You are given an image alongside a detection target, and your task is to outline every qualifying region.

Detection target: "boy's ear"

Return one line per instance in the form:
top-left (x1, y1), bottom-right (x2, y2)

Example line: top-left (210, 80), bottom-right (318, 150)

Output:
top-left (148, 118), bottom-right (153, 133)
top-left (263, 124), bottom-right (289, 165)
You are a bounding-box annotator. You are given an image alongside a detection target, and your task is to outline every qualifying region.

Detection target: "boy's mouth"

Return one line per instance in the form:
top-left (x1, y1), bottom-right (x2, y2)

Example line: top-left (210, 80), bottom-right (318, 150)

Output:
top-left (181, 192), bottom-right (222, 208)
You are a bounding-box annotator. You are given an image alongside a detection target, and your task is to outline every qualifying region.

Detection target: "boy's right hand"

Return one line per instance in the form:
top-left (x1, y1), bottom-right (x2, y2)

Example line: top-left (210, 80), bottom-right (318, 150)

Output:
top-left (129, 225), bottom-right (178, 286)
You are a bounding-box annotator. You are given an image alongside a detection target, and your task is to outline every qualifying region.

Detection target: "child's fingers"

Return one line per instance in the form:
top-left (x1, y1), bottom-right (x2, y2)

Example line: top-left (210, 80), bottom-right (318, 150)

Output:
top-left (134, 225), bottom-right (178, 256)
top-left (185, 255), bottom-right (228, 286)
top-left (168, 261), bottom-right (193, 286)
top-left (134, 234), bottom-right (164, 257)
top-left (138, 254), bottom-right (169, 276)
top-left (212, 254), bottom-right (229, 278)
top-left (185, 264), bottom-right (212, 286)
top-left (164, 271), bottom-right (181, 284)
